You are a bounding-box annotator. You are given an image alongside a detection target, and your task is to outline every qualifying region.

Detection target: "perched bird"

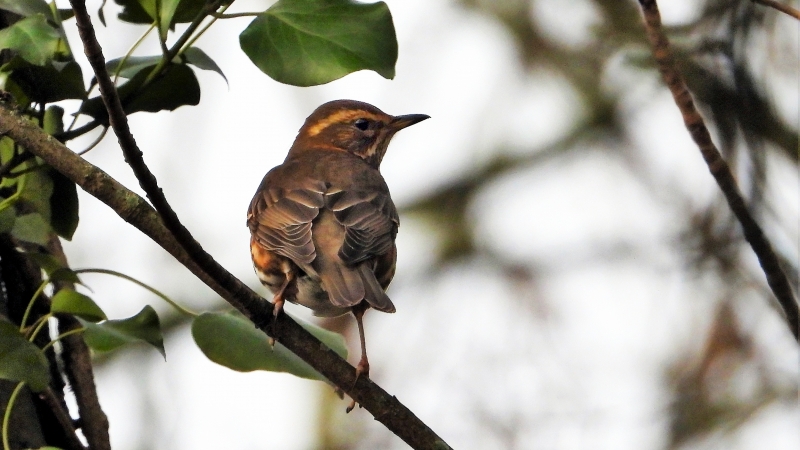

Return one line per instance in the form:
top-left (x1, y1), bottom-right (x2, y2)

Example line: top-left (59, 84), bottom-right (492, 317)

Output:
top-left (247, 100), bottom-right (429, 394)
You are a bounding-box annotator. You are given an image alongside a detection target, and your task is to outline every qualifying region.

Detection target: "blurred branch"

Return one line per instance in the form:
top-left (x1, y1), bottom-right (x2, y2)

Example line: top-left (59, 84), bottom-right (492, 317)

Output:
top-left (637, 0), bottom-right (799, 341)
top-left (0, 103), bottom-right (451, 450)
top-left (752, 0), bottom-right (800, 20)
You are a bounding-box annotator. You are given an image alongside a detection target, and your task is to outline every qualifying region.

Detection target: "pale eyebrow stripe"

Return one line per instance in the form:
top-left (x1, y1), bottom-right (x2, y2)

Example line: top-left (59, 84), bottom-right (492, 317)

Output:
top-left (305, 110), bottom-right (384, 136)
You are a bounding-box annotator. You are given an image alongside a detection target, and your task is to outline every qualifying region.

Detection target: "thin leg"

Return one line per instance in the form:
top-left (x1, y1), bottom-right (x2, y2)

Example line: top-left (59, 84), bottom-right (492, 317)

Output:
top-left (268, 270), bottom-right (293, 345)
top-left (346, 302), bottom-right (370, 413)
top-left (353, 306), bottom-right (370, 382)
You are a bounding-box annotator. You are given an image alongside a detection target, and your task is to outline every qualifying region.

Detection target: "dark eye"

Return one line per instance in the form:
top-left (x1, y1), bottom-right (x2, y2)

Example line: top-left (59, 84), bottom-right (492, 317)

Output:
top-left (354, 118), bottom-right (370, 131)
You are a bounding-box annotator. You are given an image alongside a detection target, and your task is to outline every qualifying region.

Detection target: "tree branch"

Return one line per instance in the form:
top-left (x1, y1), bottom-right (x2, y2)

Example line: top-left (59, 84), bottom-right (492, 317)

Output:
top-left (38, 388), bottom-right (87, 450)
top-left (0, 102), bottom-right (452, 449)
top-left (48, 237), bottom-right (109, 450)
top-left (752, 0), bottom-right (800, 20)
top-left (637, 0), bottom-right (799, 341)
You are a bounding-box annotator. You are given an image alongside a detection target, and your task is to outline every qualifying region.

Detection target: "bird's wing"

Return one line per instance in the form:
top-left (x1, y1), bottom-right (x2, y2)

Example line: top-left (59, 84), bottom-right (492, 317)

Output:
top-left (247, 178), bottom-right (326, 265)
top-left (327, 189), bottom-right (399, 265)
top-left (318, 189), bottom-right (398, 313)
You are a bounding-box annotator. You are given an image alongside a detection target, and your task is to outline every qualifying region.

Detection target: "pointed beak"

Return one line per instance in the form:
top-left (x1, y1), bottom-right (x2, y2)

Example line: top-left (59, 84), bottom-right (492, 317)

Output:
top-left (389, 113), bottom-right (430, 131)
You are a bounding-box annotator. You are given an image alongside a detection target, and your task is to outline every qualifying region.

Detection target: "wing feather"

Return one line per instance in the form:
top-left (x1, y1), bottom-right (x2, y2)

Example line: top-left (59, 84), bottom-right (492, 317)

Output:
top-left (248, 180), bottom-right (326, 265)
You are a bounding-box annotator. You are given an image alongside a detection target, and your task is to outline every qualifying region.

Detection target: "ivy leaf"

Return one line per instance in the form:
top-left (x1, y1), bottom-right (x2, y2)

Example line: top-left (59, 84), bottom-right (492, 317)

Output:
top-left (81, 306), bottom-right (165, 358)
top-left (0, 320), bottom-right (50, 392)
top-left (0, 15), bottom-right (61, 66)
top-left (17, 159), bottom-right (53, 221)
top-left (43, 105), bottom-right (64, 135)
top-left (25, 252), bottom-right (83, 284)
top-left (0, 0), bottom-right (53, 19)
top-left (106, 55), bottom-right (161, 79)
top-left (0, 206), bottom-right (14, 234)
top-left (11, 213), bottom-right (50, 245)
top-left (80, 63), bottom-right (200, 120)
top-left (239, 0), bottom-right (398, 86)
top-left (48, 168), bottom-right (79, 240)
top-left (182, 47), bottom-right (227, 84)
top-left (51, 289), bottom-right (107, 322)
top-left (5, 58), bottom-right (86, 103)
top-left (192, 311), bottom-right (347, 381)
top-left (114, 0), bottom-right (214, 26)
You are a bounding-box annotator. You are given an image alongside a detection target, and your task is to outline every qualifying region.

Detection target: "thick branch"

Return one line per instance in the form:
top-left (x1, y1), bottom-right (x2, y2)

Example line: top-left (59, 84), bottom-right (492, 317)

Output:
top-left (0, 104), bottom-right (451, 449)
top-left (637, 0), bottom-right (799, 341)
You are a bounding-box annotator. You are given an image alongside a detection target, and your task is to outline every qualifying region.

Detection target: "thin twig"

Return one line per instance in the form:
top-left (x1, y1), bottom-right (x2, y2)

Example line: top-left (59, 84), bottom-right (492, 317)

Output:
top-left (54, 119), bottom-right (102, 143)
top-left (753, 0), bottom-right (800, 20)
top-left (637, 0), bottom-right (799, 341)
top-left (209, 11), bottom-right (260, 19)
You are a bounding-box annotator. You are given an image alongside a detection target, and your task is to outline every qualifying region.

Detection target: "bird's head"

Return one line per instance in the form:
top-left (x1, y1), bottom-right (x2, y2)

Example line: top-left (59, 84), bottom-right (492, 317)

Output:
top-left (289, 100), bottom-right (429, 168)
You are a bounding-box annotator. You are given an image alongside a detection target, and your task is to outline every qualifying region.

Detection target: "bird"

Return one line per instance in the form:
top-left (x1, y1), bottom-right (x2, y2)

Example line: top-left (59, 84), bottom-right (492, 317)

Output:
top-left (246, 99), bottom-right (429, 408)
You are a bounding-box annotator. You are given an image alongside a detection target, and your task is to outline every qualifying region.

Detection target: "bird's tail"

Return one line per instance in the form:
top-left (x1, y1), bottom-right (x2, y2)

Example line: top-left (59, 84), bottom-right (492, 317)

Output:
top-left (357, 263), bottom-right (395, 313)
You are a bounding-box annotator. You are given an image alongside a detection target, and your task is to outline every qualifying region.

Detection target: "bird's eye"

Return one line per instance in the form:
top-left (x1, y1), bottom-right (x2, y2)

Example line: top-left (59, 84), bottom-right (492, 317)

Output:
top-left (354, 118), bottom-right (370, 131)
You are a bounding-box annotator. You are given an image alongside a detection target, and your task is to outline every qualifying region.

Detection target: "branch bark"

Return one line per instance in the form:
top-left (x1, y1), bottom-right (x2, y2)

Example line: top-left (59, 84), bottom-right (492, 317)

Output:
top-left (637, 0), bottom-right (800, 341)
top-left (0, 103), bottom-right (451, 450)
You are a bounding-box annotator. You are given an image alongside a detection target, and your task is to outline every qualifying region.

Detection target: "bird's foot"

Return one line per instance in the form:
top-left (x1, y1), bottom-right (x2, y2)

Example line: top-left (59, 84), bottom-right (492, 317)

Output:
top-left (268, 295), bottom-right (285, 346)
top-left (345, 358), bottom-right (370, 413)
top-left (353, 358), bottom-right (370, 386)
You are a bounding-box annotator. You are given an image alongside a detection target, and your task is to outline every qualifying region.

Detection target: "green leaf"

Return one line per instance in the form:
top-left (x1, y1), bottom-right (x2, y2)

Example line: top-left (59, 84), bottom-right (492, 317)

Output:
top-left (59, 8), bottom-right (75, 21)
top-left (158, 0), bottom-right (180, 41)
top-left (43, 105), bottom-right (64, 135)
top-left (51, 289), bottom-right (106, 322)
top-left (191, 311), bottom-right (347, 381)
top-left (11, 213), bottom-right (51, 245)
top-left (114, 0), bottom-right (213, 26)
top-left (0, 320), bottom-right (50, 392)
top-left (239, 0), bottom-right (398, 86)
top-left (48, 267), bottom-right (82, 285)
top-left (48, 169), bottom-right (79, 240)
top-left (106, 55), bottom-right (161, 79)
top-left (81, 305), bottom-right (165, 358)
top-left (19, 160), bottom-right (53, 221)
top-left (0, 0), bottom-right (53, 19)
top-left (25, 252), bottom-right (63, 275)
top-left (80, 63), bottom-right (200, 120)
top-left (0, 206), bottom-right (14, 234)
top-left (0, 15), bottom-right (62, 66)
top-left (182, 47), bottom-right (227, 84)
top-left (24, 252), bottom-right (83, 284)
top-left (6, 58), bottom-right (86, 103)
top-left (114, 0), bottom-right (152, 24)
top-left (0, 136), bottom-right (13, 163)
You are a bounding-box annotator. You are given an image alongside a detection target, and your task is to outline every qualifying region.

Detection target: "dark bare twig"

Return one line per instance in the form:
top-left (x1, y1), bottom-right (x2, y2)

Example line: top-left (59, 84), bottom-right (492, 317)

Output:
top-left (637, 0), bottom-right (799, 341)
top-left (38, 388), bottom-right (87, 450)
top-left (752, 0), bottom-right (800, 20)
top-left (0, 88), bottom-right (451, 450)
top-left (48, 237), bottom-right (110, 450)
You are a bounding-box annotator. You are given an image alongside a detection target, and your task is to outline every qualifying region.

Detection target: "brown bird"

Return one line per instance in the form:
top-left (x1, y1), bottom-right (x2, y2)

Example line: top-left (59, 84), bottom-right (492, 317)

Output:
top-left (247, 100), bottom-right (429, 395)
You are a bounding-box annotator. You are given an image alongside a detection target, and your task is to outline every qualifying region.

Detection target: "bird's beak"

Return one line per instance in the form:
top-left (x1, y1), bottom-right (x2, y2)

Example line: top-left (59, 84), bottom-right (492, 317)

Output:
top-left (389, 114), bottom-right (430, 131)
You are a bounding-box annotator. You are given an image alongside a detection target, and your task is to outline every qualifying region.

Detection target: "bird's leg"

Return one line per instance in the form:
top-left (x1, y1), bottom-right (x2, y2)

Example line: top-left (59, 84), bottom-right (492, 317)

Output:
top-left (268, 267), bottom-right (294, 345)
top-left (346, 302), bottom-right (370, 413)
